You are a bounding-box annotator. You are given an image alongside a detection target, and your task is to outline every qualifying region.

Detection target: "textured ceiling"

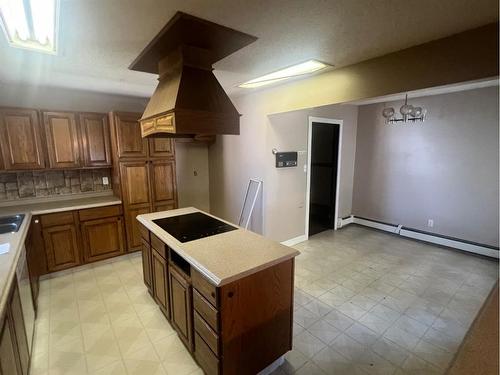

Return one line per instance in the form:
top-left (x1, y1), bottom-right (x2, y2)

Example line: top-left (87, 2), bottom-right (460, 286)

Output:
top-left (0, 0), bottom-right (497, 98)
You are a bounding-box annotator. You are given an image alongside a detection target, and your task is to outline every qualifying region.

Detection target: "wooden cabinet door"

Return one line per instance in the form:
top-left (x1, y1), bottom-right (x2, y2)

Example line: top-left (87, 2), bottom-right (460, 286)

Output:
top-left (81, 216), bottom-right (125, 263)
top-left (150, 160), bottom-right (177, 207)
top-left (141, 240), bottom-right (152, 293)
top-left (43, 111), bottom-right (81, 168)
top-left (0, 108), bottom-right (45, 170)
top-left (120, 162), bottom-right (151, 206)
top-left (169, 267), bottom-right (193, 351)
top-left (151, 248), bottom-right (169, 318)
top-left (111, 112), bottom-right (148, 159)
top-left (153, 202), bottom-right (177, 213)
top-left (8, 282), bottom-right (29, 375)
top-left (149, 138), bottom-right (175, 158)
top-left (124, 204), bottom-right (151, 252)
top-left (0, 315), bottom-right (21, 375)
top-left (79, 113), bottom-right (111, 167)
top-left (43, 224), bottom-right (81, 272)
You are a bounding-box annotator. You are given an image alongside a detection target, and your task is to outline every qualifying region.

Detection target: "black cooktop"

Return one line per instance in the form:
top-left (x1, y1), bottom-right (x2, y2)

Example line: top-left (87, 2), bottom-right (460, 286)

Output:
top-left (153, 212), bottom-right (237, 243)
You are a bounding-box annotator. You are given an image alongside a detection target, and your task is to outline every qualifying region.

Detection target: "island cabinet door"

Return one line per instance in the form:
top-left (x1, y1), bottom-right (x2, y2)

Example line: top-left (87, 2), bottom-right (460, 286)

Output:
top-left (169, 267), bottom-right (193, 352)
top-left (141, 240), bottom-right (153, 294)
top-left (151, 248), bottom-right (169, 318)
top-left (43, 224), bottom-right (81, 272)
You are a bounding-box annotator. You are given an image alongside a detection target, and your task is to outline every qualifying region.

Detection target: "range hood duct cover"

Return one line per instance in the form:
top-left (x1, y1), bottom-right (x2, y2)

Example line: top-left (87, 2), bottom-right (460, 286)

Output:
top-left (129, 12), bottom-right (257, 138)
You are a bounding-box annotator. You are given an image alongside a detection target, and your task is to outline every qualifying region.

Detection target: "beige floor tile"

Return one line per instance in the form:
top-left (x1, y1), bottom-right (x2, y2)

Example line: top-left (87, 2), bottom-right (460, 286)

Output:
top-left (323, 308), bottom-right (355, 331)
top-left (358, 312), bottom-right (393, 335)
top-left (371, 337), bottom-right (410, 366)
top-left (153, 334), bottom-right (186, 362)
top-left (90, 360), bottom-right (127, 375)
top-left (161, 348), bottom-right (200, 374)
top-left (383, 326), bottom-right (420, 351)
top-left (294, 330), bottom-right (327, 358)
top-left (413, 340), bottom-right (453, 370)
top-left (329, 333), bottom-right (367, 361)
top-left (345, 322), bottom-right (379, 346)
top-left (49, 350), bottom-right (88, 375)
top-left (281, 348), bottom-right (309, 374)
top-left (307, 319), bottom-right (342, 344)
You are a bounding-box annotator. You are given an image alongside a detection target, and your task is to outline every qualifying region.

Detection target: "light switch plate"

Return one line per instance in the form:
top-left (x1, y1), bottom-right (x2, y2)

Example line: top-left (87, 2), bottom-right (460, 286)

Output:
top-left (102, 177), bottom-right (109, 185)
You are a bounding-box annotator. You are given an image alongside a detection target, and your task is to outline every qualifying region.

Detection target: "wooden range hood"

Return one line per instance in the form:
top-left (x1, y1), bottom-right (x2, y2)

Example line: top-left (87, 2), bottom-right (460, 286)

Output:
top-left (129, 12), bottom-right (257, 138)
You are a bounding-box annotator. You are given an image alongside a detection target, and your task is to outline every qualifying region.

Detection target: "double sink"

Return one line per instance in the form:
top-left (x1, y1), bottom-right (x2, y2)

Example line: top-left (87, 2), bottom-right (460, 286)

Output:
top-left (0, 214), bottom-right (25, 235)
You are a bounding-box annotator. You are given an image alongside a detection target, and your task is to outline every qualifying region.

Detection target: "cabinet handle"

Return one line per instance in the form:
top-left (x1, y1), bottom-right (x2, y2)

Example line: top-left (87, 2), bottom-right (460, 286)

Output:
top-left (227, 291), bottom-right (234, 298)
top-left (34, 219), bottom-right (39, 224)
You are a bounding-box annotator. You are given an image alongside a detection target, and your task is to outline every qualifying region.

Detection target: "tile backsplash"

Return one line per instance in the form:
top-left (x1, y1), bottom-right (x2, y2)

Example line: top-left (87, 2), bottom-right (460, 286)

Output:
top-left (0, 169), bottom-right (112, 201)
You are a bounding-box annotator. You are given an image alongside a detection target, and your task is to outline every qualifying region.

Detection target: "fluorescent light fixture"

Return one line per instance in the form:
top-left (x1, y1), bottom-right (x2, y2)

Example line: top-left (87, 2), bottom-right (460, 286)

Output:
top-left (239, 59), bottom-right (329, 88)
top-left (0, 0), bottom-right (59, 54)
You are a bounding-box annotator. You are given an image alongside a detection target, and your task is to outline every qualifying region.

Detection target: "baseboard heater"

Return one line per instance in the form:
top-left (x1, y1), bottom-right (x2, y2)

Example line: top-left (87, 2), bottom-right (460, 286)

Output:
top-left (339, 215), bottom-right (499, 259)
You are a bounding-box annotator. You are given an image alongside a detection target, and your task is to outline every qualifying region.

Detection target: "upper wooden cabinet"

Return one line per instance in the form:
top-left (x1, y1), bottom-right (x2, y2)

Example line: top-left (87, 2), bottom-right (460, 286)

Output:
top-left (0, 108), bottom-right (45, 170)
top-left (43, 111), bottom-right (81, 169)
top-left (149, 138), bottom-right (175, 158)
top-left (150, 160), bottom-right (177, 205)
top-left (120, 161), bottom-right (151, 205)
top-left (110, 112), bottom-right (148, 159)
top-left (79, 113), bottom-right (112, 167)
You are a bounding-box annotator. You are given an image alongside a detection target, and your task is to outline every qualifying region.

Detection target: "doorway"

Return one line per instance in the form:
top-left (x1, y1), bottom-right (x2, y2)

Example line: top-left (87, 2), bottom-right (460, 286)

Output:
top-left (306, 117), bottom-right (342, 237)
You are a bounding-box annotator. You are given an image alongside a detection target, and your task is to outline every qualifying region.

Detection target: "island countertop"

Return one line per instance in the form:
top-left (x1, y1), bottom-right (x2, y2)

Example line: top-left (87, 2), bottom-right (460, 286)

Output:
top-left (137, 207), bottom-right (300, 286)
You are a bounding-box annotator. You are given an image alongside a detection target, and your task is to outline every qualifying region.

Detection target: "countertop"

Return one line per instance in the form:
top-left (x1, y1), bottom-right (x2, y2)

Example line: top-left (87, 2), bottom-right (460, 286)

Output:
top-left (137, 207), bottom-right (300, 286)
top-left (0, 193), bottom-right (122, 312)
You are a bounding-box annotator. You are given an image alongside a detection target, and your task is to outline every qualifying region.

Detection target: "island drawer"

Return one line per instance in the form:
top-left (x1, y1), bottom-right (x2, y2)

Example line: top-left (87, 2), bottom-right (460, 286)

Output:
top-left (194, 311), bottom-right (219, 356)
top-left (41, 211), bottom-right (74, 227)
top-left (192, 269), bottom-right (218, 307)
top-left (193, 290), bottom-right (218, 332)
top-left (78, 205), bottom-right (122, 221)
top-left (194, 333), bottom-right (219, 375)
top-left (151, 233), bottom-right (166, 258)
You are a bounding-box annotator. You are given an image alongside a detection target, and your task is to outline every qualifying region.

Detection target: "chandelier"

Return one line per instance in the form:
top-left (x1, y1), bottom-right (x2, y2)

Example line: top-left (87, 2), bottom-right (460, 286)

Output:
top-left (382, 94), bottom-right (426, 124)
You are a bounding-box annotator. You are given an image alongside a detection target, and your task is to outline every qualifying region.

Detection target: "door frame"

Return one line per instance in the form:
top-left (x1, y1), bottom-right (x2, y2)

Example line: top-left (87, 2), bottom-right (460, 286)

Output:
top-left (305, 116), bottom-right (343, 239)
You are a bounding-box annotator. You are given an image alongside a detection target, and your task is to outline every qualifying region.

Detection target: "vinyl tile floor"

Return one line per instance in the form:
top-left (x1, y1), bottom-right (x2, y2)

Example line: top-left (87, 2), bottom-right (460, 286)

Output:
top-left (30, 225), bottom-right (498, 375)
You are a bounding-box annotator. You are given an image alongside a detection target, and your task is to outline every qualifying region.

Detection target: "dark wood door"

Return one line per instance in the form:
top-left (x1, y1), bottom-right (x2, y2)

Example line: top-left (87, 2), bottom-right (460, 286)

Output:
top-left (150, 160), bottom-right (177, 208)
top-left (124, 204), bottom-right (151, 251)
top-left (79, 112), bottom-right (111, 167)
top-left (141, 240), bottom-right (153, 293)
top-left (8, 282), bottom-right (29, 375)
top-left (120, 162), bottom-right (151, 206)
top-left (0, 108), bottom-right (45, 170)
top-left (0, 314), bottom-right (21, 375)
top-left (169, 267), bottom-right (193, 351)
top-left (149, 138), bottom-right (175, 158)
top-left (111, 112), bottom-right (148, 159)
top-left (151, 248), bottom-right (169, 318)
top-left (43, 111), bottom-right (81, 168)
top-left (81, 216), bottom-right (125, 263)
top-left (25, 218), bottom-right (44, 312)
top-left (43, 224), bottom-right (81, 272)
top-left (153, 202), bottom-right (177, 213)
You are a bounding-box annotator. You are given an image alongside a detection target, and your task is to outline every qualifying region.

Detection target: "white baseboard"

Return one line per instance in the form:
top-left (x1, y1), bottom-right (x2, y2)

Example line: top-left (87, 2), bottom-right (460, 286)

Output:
top-left (399, 228), bottom-right (499, 259)
top-left (281, 235), bottom-right (307, 247)
top-left (341, 216), bottom-right (498, 259)
top-left (338, 216), bottom-right (354, 228)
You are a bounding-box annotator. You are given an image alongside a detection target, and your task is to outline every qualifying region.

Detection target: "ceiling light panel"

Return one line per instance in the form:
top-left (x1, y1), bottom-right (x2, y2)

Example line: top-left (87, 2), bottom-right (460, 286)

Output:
top-left (239, 59), bottom-right (329, 88)
top-left (0, 0), bottom-right (59, 54)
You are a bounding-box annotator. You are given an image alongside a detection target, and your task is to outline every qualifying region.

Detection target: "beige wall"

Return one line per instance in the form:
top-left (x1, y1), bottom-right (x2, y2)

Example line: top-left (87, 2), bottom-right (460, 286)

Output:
top-left (0, 82), bottom-right (211, 210)
top-left (209, 23), bottom-right (498, 242)
top-left (352, 86), bottom-right (499, 247)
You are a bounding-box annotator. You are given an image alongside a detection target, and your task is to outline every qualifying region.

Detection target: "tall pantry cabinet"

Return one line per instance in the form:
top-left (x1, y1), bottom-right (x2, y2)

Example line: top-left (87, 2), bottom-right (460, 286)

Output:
top-left (109, 112), bottom-right (178, 252)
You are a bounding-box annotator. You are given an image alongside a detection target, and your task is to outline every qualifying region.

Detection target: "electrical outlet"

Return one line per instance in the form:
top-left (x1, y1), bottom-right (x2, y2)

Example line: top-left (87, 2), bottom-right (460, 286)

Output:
top-left (427, 219), bottom-right (434, 228)
top-left (102, 177), bottom-right (109, 185)
top-left (193, 170), bottom-right (198, 176)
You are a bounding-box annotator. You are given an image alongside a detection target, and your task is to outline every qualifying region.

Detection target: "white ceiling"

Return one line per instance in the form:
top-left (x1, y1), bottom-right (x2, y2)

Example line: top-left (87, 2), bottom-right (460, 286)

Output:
top-left (0, 0), bottom-right (497, 99)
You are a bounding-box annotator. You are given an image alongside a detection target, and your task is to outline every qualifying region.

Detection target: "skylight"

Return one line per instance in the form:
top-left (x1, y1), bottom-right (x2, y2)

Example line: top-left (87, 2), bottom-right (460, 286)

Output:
top-left (0, 0), bottom-right (59, 54)
top-left (239, 60), bottom-right (330, 88)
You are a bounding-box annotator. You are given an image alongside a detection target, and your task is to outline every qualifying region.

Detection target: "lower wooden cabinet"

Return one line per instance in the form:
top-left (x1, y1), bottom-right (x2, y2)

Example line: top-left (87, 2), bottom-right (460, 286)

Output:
top-left (0, 280), bottom-right (29, 375)
top-left (124, 204), bottom-right (151, 252)
top-left (169, 266), bottom-right (193, 351)
top-left (43, 224), bottom-right (81, 272)
top-left (151, 248), bottom-right (169, 318)
top-left (81, 216), bottom-right (125, 263)
top-left (0, 312), bottom-right (21, 375)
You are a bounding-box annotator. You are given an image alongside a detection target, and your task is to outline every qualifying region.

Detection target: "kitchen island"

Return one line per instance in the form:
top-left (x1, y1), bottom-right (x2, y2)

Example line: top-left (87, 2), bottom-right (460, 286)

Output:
top-left (137, 207), bottom-right (299, 375)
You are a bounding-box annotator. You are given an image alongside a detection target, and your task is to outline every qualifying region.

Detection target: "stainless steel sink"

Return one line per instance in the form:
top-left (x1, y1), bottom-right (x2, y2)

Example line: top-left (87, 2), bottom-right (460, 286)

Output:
top-left (0, 214), bottom-right (25, 235)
